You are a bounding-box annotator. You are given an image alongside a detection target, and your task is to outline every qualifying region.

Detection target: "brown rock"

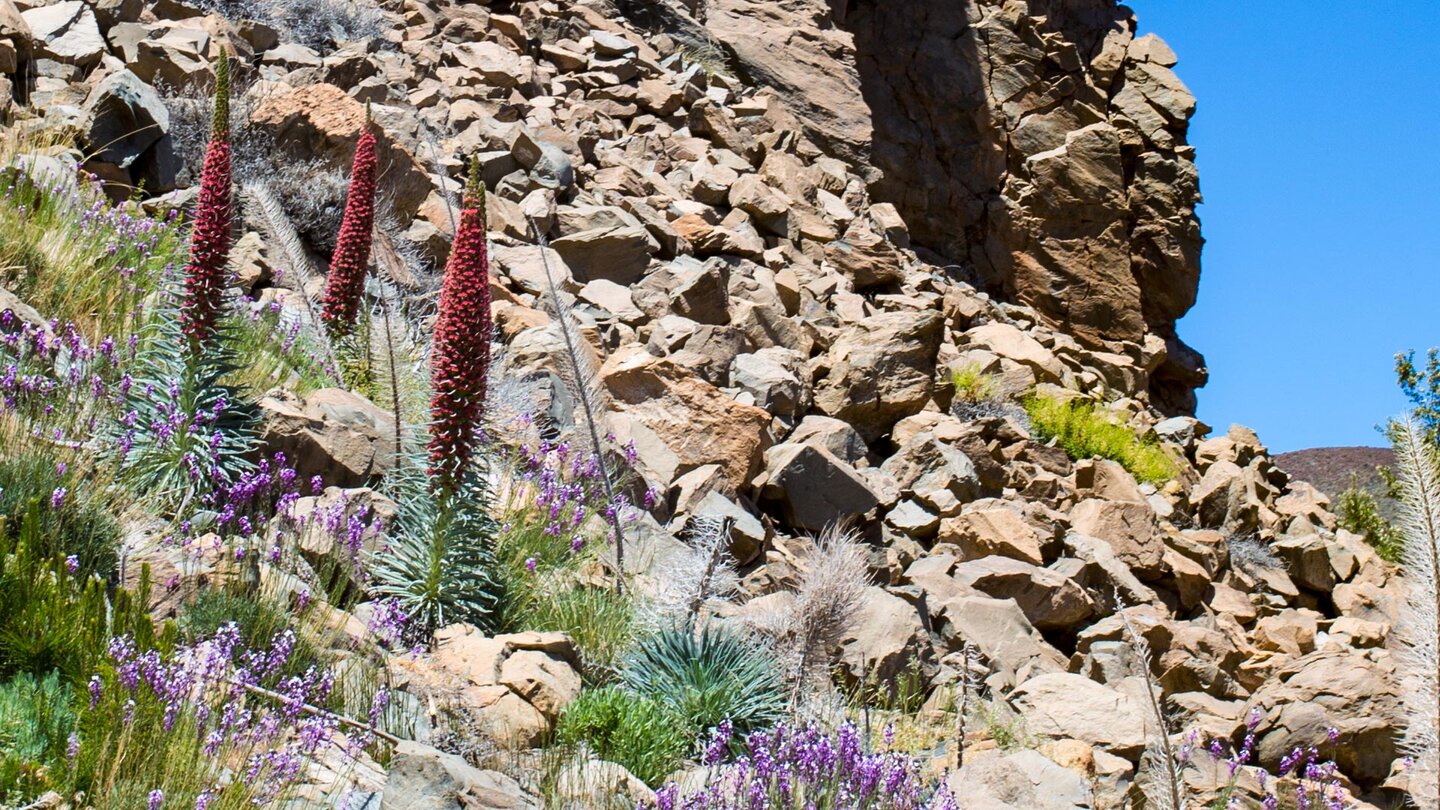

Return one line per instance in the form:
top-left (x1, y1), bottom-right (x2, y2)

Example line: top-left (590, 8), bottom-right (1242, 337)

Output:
top-left (251, 84), bottom-right (430, 219)
top-left (1068, 498), bottom-right (1164, 575)
top-left (1247, 648), bottom-right (1402, 788)
top-left (824, 220), bottom-right (905, 289)
top-left (941, 504), bottom-right (1046, 565)
top-left (760, 442), bottom-right (879, 531)
top-left (1010, 672), bottom-right (1147, 757)
top-left (813, 311), bottom-right (944, 442)
top-left (601, 347), bottom-right (771, 494)
top-left (952, 557), bottom-right (1095, 631)
top-left (550, 226), bottom-right (657, 285)
top-left (0, 1), bottom-right (32, 62)
top-left (257, 388), bottom-right (396, 488)
top-left (836, 586), bottom-right (929, 687)
top-left (498, 650), bottom-right (582, 722)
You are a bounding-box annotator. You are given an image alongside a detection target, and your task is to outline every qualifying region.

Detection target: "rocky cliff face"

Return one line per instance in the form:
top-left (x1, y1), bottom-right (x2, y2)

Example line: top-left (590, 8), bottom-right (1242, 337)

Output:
top-left (650, 0), bottom-right (1206, 413)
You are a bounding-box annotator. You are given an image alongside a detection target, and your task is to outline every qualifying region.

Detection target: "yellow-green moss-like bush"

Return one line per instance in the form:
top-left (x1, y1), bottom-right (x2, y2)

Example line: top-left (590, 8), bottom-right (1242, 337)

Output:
top-left (950, 363), bottom-right (999, 406)
top-left (1023, 393), bottom-right (1175, 484)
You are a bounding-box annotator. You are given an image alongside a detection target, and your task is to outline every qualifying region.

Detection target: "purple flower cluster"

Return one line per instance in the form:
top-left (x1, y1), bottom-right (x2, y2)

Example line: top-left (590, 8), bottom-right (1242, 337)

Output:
top-left (1202, 711), bottom-right (1349, 810)
top-left (97, 623), bottom-right (352, 805)
top-left (3, 167), bottom-right (179, 306)
top-left (365, 598), bottom-right (410, 648)
top-left (0, 318), bottom-right (129, 444)
top-left (514, 436), bottom-right (644, 552)
top-left (651, 722), bottom-right (957, 810)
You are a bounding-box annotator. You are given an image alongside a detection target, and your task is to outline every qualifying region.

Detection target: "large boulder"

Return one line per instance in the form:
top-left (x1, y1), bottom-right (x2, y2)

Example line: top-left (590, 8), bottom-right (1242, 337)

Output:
top-left (395, 627), bottom-right (582, 750)
top-left (550, 226), bottom-right (657, 286)
top-left (81, 69), bottom-right (168, 176)
top-left (946, 748), bottom-right (1092, 810)
top-left (760, 442), bottom-right (879, 531)
top-left (1010, 672), bottom-right (1148, 758)
top-left (836, 586), bottom-right (930, 687)
top-left (952, 557), bottom-right (1095, 631)
top-left (1067, 498), bottom-right (1164, 576)
top-left (1246, 648), bottom-right (1402, 788)
top-left (257, 388), bottom-right (396, 488)
top-left (251, 84), bottom-right (430, 219)
top-left (731, 348), bottom-right (809, 417)
top-left (0, 1), bottom-right (32, 63)
top-left (812, 311), bottom-right (943, 442)
top-left (880, 431), bottom-right (980, 515)
top-left (21, 1), bottom-right (103, 66)
top-left (601, 347), bottom-right (772, 494)
top-left (940, 504), bottom-right (1046, 566)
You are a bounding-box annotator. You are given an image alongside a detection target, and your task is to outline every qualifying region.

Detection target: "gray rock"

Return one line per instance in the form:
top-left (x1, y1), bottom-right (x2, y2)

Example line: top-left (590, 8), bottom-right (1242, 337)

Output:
top-left (381, 741), bottom-right (536, 809)
top-left (22, 1), bottom-right (104, 66)
top-left (82, 69), bottom-right (167, 172)
top-left (880, 431), bottom-right (980, 516)
top-left (787, 415), bottom-right (870, 467)
top-left (761, 442), bottom-right (879, 531)
top-left (730, 348), bottom-right (808, 418)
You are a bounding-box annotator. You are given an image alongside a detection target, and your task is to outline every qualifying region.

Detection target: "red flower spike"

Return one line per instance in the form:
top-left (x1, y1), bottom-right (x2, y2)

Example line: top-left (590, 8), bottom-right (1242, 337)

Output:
top-left (428, 157), bottom-right (493, 489)
top-left (320, 113), bottom-right (379, 337)
top-left (179, 50), bottom-right (233, 353)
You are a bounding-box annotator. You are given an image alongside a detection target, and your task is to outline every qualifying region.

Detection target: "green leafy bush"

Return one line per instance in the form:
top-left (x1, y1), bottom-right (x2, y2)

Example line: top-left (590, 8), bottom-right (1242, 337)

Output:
top-left (1024, 393), bottom-right (1175, 484)
top-left (951, 363), bottom-right (999, 406)
top-left (0, 457), bottom-right (120, 580)
top-left (0, 670), bottom-right (75, 802)
top-left (619, 625), bottom-right (785, 743)
top-left (0, 500), bottom-right (158, 682)
top-left (554, 686), bottom-right (688, 786)
top-left (1336, 482), bottom-right (1403, 563)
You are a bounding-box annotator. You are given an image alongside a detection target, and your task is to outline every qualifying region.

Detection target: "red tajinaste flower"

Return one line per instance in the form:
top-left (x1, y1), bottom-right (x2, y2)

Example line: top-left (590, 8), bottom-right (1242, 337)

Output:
top-left (319, 113), bottom-right (379, 337)
top-left (179, 50), bottom-right (233, 353)
top-left (428, 157), bottom-right (493, 488)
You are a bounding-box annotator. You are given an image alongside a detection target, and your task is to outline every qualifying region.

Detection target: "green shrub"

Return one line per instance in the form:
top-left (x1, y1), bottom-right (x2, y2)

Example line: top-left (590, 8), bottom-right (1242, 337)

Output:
top-left (524, 587), bottom-right (634, 684)
top-left (486, 503), bottom-right (638, 680)
top-left (0, 456), bottom-right (120, 580)
top-left (619, 625), bottom-right (785, 743)
top-left (0, 500), bottom-right (158, 682)
top-left (1336, 482), bottom-right (1403, 563)
top-left (1023, 393), bottom-right (1175, 484)
top-left (951, 363), bottom-right (999, 405)
top-left (0, 670), bottom-right (75, 803)
top-left (554, 686), bottom-right (688, 787)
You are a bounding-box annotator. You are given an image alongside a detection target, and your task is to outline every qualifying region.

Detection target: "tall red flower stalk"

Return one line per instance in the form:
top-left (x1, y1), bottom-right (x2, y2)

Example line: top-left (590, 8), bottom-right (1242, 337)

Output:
top-left (319, 112), bottom-right (379, 338)
top-left (180, 49), bottom-right (234, 354)
top-left (428, 157), bottom-right (493, 490)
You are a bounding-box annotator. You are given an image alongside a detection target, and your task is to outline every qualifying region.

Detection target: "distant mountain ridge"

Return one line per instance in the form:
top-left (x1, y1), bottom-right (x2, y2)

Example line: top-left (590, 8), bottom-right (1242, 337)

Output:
top-left (1276, 446), bottom-right (1397, 520)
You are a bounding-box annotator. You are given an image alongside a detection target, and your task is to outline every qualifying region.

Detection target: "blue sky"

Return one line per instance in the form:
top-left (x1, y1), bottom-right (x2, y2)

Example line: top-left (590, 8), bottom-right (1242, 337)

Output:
top-left (1128, 3), bottom-right (1440, 452)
